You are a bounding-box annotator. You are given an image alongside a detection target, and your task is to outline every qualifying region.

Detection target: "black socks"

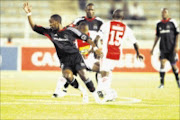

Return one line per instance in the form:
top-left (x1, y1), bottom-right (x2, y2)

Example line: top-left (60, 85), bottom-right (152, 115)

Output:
top-left (160, 72), bottom-right (165, 85)
top-left (84, 78), bottom-right (95, 92)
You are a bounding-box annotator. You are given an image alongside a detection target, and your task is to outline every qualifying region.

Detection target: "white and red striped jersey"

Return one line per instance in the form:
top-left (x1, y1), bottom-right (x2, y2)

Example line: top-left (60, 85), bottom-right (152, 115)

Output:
top-left (98, 20), bottom-right (137, 60)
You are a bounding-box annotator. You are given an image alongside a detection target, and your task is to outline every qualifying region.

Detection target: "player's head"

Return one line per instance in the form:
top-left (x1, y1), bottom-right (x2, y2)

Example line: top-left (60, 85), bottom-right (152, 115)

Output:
top-left (112, 9), bottom-right (124, 20)
top-left (161, 8), bottom-right (169, 20)
top-left (85, 3), bottom-right (95, 18)
top-left (78, 22), bottom-right (89, 34)
top-left (49, 14), bottom-right (62, 30)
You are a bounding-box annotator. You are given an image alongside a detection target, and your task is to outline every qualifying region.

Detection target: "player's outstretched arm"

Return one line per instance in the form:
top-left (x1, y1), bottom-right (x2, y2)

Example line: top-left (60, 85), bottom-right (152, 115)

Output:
top-left (23, 2), bottom-right (35, 29)
top-left (150, 36), bottom-right (159, 55)
top-left (133, 43), bottom-right (144, 61)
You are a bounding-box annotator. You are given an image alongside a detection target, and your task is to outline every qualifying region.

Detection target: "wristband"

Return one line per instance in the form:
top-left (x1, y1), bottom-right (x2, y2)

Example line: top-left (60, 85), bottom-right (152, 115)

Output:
top-left (94, 47), bottom-right (98, 51)
top-left (27, 12), bottom-right (32, 16)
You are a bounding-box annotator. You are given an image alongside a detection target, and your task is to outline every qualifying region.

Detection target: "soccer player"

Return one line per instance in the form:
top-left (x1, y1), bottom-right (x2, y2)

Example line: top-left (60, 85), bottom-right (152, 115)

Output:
top-left (76, 22), bottom-right (91, 59)
top-left (53, 22), bottom-right (92, 98)
top-left (54, 3), bottom-right (104, 97)
top-left (23, 2), bottom-right (102, 103)
top-left (70, 3), bottom-right (104, 73)
top-left (151, 8), bottom-right (180, 88)
top-left (96, 9), bottom-right (144, 102)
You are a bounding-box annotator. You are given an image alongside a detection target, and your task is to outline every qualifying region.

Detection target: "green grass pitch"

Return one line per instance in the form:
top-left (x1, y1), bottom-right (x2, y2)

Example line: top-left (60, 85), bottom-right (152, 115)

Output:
top-left (1, 71), bottom-right (180, 119)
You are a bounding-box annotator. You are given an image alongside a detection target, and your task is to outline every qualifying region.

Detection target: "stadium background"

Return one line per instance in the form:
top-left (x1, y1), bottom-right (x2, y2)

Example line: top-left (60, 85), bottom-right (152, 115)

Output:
top-left (1, 0), bottom-right (180, 119)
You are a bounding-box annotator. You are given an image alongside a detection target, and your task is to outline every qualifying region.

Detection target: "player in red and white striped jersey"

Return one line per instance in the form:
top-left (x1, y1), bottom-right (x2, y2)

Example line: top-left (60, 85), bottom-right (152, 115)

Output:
top-left (96, 9), bottom-right (144, 102)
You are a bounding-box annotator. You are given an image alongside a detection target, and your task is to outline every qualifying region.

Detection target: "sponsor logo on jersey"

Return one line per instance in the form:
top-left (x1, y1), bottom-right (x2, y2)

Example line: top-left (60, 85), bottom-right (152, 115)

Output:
top-left (166, 25), bottom-right (170, 29)
top-left (81, 35), bottom-right (87, 40)
top-left (93, 24), bottom-right (98, 30)
top-left (160, 30), bottom-right (170, 34)
top-left (54, 37), bottom-right (69, 42)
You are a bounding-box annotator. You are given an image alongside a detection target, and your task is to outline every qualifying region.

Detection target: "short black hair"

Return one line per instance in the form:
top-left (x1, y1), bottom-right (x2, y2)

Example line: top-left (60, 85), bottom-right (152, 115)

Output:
top-left (162, 8), bottom-right (168, 11)
top-left (112, 9), bottom-right (124, 19)
top-left (51, 14), bottom-right (61, 23)
top-left (79, 22), bottom-right (88, 27)
top-left (86, 3), bottom-right (94, 7)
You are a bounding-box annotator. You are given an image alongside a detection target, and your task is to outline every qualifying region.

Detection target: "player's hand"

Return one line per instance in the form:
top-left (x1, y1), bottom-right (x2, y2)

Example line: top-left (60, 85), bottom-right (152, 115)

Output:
top-left (137, 54), bottom-right (144, 61)
top-left (94, 49), bottom-right (103, 58)
top-left (88, 48), bottom-right (93, 54)
top-left (23, 2), bottom-right (32, 13)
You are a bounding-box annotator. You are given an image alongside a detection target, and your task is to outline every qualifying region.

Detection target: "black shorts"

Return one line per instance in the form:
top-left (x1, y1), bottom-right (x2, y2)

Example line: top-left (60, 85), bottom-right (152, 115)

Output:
top-left (60, 52), bottom-right (86, 75)
top-left (160, 52), bottom-right (178, 64)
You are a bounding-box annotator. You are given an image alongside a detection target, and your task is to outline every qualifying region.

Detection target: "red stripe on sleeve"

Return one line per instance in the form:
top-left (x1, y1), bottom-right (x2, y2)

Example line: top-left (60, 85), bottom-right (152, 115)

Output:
top-left (44, 33), bottom-right (52, 40)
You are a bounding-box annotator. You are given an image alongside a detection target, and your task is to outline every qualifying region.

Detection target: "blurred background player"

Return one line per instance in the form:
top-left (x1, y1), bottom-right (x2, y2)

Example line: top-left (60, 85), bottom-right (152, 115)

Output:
top-left (70, 3), bottom-right (103, 72)
top-left (54, 3), bottom-right (104, 97)
top-left (151, 8), bottom-right (180, 88)
top-left (96, 9), bottom-right (144, 102)
top-left (23, 2), bottom-right (102, 103)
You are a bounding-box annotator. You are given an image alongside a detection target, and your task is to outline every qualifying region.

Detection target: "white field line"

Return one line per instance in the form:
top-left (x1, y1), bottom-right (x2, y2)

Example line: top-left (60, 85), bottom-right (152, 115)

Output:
top-left (1, 90), bottom-right (179, 106)
top-left (1, 90), bottom-right (142, 105)
top-left (1, 98), bottom-right (142, 105)
top-left (1, 100), bottom-right (180, 107)
top-left (0, 90), bottom-right (80, 96)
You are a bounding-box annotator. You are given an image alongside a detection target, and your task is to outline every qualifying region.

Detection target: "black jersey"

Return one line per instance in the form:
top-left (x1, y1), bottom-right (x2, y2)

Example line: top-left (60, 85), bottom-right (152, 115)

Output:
top-left (156, 18), bottom-right (179, 53)
top-left (33, 25), bottom-right (90, 60)
top-left (71, 16), bottom-right (104, 40)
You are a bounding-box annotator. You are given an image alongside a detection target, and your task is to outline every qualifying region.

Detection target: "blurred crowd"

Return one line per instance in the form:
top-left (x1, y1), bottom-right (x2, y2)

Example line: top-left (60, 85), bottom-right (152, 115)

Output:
top-left (108, 0), bottom-right (146, 20)
top-left (78, 0), bottom-right (146, 21)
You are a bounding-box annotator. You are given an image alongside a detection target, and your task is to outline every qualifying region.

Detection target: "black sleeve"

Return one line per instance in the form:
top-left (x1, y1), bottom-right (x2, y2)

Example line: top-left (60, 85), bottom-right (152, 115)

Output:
top-left (67, 27), bottom-right (90, 41)
top-left (156, 23), bottom-right (160, 37)
top-left (33, 25), bottom-right (49, 35)
top-left (173, 23), bottom-right (179, 36)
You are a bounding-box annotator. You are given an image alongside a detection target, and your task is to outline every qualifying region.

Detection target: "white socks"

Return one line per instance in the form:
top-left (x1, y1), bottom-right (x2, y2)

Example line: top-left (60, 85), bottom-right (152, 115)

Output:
top-left (54, 77), bottom-right (67, 94)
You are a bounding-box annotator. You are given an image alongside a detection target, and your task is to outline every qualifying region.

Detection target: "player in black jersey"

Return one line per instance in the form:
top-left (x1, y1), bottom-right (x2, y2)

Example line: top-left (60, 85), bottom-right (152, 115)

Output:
top-left (55, 3), bottom-right (105, 98)
top-left (71, 3), bottom-right (103, 36)
top-left (151, 8), bottom-right (180, 88)
top-left (23, 2), bottom-right (102, 103)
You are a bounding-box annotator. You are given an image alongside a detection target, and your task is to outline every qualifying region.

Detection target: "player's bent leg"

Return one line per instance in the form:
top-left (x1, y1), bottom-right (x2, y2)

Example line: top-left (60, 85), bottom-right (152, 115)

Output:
top-left (63, 69), bottom-right (79, 89)
top-left (97, 71), bottom-right (110, 98)
top-left (63, 69), bottom-right (74, 82)
top-left (78, 69), bottom-right (95, 92)
top-left (97, 71), bottom-right (117, 102)
top-left (171, 64), bottom-right (180, 88)
top-left (53, 76), bottom-right (67, 98)
top-left (63, 68), bottom-right (89, 103)
top-left (159, 59), bottom-right (166, 88)
top-left (92, 62), bottom-right (101, 83)
top-left (78, 69), bottom-right (101, 103)
top-left (92, 62), bottom-right (100, 72)
top-left (63, 82), bottom-right (70, 92)
top-left (98, 71), bottom-right (110, 91)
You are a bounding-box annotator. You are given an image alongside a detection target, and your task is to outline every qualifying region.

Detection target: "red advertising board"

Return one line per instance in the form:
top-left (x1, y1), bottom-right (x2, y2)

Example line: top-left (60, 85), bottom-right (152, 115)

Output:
top-left (22, 47), bottom-right (180, 72)
top-left (22, 47), bottom-right (60, 70)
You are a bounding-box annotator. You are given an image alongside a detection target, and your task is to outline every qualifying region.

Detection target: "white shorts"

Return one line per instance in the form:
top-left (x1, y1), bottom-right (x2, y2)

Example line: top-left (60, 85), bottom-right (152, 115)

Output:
top-left (84, 53), bottom-right (99, 70)
top-left (100, 57), bottom-right (120, 72)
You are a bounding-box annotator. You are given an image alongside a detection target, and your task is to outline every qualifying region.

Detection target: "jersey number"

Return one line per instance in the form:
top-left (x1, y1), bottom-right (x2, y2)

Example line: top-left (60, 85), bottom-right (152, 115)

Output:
top-left (108, 30), bottom-right (123, 46)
